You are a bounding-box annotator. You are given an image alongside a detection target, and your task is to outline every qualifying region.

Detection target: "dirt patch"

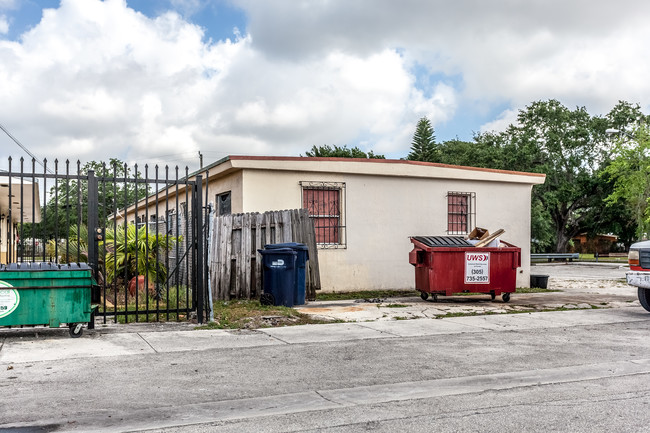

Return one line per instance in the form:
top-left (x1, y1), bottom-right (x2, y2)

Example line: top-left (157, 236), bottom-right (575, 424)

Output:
top-left (302, 306), bottom-right (364, 314)
top-left (197, 300), bottom-right (339, 330)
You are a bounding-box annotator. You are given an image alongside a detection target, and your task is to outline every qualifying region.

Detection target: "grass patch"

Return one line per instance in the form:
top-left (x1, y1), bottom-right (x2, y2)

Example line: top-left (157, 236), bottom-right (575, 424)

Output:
top-left (196, 300), bottom-right (338, 330)
top-left (530, 254), bottom-right (628, 264)
top-left (316, 290), bottom-right (418, 301)
top-left (315, 287), bottom-right (559, 302)
top-left (577, 253), bottom-right (628, 263)
top-left (435, 311), bottom-right (498, 319)
top-left (382, 304), bottom-right (409, 308)
top-left (450, 287), bottom-right (562, 296)
top-left (434, 304), bottom-right (607, 319)
top-left (516, 287), bottom-right (562, 293)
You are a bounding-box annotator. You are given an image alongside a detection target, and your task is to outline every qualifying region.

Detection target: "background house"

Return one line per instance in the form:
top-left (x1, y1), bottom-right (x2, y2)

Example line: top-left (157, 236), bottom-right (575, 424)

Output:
top-left (194, 156), bottom-right (546, 291)
top-left (0, 171), bottom-right (41, 264)
top-left (570, 233), bottom-right (620, 255)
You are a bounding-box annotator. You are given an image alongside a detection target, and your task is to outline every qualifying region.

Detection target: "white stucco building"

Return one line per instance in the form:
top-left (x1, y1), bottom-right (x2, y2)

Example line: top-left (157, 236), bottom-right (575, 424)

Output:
top-left (194, 156), bottom-right (546, 291)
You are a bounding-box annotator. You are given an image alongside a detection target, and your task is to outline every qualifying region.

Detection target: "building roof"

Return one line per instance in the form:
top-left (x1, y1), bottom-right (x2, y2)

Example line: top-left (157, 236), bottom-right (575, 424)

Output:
top-left (194, 155), bottom-right (546, 185)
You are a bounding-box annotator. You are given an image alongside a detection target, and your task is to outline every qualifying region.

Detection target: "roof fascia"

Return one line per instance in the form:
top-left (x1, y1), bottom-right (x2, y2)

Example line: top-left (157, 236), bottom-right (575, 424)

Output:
top-left (225, 156), bottom-right (546, 185)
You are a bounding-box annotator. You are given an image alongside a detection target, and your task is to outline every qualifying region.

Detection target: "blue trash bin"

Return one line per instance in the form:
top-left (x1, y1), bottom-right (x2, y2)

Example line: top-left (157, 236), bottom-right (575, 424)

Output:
top-left (258, 248), bottom-right (297, 307)
top-left (264, 243), bottom-right (309, 305)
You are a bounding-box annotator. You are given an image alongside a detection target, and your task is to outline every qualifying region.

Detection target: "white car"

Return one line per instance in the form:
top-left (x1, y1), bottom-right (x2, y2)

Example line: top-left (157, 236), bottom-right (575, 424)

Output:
top-left (626, 240), bottom-right (650, 311)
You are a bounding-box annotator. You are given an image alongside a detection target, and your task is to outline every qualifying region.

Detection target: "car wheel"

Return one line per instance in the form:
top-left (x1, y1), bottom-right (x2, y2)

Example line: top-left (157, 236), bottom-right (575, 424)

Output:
top-left (638, 288), bottom-right (650, 312)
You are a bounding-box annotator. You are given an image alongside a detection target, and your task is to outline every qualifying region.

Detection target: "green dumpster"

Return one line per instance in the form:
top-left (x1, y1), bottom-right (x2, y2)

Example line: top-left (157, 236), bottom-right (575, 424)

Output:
top-left (0, 263), bottom-right (96, 337)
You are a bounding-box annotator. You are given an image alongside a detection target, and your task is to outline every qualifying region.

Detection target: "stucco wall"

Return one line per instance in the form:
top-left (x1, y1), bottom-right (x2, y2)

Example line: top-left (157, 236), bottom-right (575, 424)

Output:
top-left (205, 171), bottom-right (244, 214)
top-left (0, 220), bottom-right (18, 265)
top-left (239, 168), bottom-right (534, 291)
top-left (122, 171), bottom-right (244, 223)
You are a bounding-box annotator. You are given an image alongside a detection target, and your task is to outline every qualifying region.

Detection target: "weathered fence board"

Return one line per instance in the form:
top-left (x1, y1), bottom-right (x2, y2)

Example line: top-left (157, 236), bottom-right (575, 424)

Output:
top-left (209, 208), bottom-right (321, 301)
top-left (254, 215), bottom-right (263, 296)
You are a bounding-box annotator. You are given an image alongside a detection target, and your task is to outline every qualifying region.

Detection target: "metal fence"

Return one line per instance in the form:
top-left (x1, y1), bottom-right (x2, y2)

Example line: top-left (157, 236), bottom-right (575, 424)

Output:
top-left (0, 157), bottom-right (208, 324)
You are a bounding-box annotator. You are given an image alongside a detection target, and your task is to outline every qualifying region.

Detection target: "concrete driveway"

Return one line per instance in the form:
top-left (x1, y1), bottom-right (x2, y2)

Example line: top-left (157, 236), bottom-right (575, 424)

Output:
top-left (296, 262), bottom-right (636, 322)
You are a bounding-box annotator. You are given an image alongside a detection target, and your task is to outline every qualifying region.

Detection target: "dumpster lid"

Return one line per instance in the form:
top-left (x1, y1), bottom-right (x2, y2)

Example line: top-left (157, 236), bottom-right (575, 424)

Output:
top-left (0, 262), bottom-right (92, 271)
top-left (410, 236), bottom-right (473, 247)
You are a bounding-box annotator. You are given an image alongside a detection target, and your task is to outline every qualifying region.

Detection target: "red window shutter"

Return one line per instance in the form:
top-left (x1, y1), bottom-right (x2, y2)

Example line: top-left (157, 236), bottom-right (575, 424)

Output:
top-left (304, 188), bottom-right (340, 243)
top-left (448, 194), bottom-right (468, 233)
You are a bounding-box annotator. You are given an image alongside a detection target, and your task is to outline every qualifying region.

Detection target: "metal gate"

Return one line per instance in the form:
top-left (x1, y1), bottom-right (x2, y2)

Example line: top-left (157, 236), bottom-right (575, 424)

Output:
top-left (0, 157), bottom-right (209, 324)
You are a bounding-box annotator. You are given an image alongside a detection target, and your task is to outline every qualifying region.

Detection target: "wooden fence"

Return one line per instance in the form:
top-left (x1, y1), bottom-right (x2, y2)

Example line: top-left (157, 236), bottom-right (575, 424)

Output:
top-left (208, 208), bottom-right (321, 301)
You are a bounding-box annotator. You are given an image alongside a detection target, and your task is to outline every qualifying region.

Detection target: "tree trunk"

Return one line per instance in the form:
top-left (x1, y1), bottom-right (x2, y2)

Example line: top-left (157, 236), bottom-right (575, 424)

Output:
top-left (554, 223), bottom-right (572, 253)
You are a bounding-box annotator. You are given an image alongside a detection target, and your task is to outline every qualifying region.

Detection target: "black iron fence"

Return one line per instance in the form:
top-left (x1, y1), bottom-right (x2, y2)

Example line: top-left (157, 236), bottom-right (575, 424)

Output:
top-left (0, 157), bottom-right (209, 324)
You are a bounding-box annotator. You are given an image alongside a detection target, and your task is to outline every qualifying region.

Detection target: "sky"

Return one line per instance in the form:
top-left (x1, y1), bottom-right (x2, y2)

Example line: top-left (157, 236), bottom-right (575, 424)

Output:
top-left (1, 0), bottom-right (649, 173)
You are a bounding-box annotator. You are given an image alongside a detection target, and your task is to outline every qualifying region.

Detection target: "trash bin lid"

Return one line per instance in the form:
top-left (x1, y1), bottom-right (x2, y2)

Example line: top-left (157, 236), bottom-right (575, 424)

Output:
top-left (258, 248), bottom-right (298, 256)
top-left (264, 242), bottom-right (308, 251)
top-left (410, 236), bottom-right (473, 247)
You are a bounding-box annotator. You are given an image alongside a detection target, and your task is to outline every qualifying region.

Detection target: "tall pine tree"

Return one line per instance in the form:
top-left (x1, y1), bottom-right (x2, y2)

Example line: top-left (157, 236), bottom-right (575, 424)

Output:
top-left (408, 117), bottom-right (438, 162)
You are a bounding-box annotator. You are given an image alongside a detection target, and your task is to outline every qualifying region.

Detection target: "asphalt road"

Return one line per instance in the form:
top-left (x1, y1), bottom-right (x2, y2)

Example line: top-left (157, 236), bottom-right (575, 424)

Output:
top-left (1, 263), bottom-right (649, 433)
top-left (533, 261), bottom-right (628, 280)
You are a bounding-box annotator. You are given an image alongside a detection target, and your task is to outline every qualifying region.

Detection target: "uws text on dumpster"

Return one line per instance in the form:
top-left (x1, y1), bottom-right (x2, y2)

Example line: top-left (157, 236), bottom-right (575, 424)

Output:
top-left (465, 252), bottom-right (490, 284)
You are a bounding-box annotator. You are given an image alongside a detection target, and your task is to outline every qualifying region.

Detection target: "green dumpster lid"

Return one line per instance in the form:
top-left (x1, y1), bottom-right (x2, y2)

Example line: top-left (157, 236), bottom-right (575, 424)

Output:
top-left (0, 262), bottom-right (91, 272)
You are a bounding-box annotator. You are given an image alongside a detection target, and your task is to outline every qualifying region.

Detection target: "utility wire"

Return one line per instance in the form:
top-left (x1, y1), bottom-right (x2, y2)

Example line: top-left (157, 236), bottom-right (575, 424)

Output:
top-left (0, 122), bottom-right (52, 173)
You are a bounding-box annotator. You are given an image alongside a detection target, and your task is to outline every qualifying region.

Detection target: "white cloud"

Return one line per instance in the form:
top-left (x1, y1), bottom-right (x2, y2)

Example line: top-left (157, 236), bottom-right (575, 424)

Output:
top-left (0, 15), bottom-right (8, 34)
top-left (0, 0), bottom-right (452, 166)
top-left (170, 0), bottom-right (202, 17)
top-left (0, 0), bottom-right (246, 167)
top-left (221, 48), bottom-right (452, 155)
top-left (3, 0), bottom-right (650, 170)
top-left (0, 0), bottom-right (15, 9)
top-left (479, 109), bottom-right (519, 135)
top-left (234, 0), bottom-right (650, 115)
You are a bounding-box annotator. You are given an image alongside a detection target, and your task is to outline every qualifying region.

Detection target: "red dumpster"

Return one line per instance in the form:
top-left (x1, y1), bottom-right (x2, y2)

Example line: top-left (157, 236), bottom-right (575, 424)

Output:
top-left (409, 236), bottom-right (521, 302)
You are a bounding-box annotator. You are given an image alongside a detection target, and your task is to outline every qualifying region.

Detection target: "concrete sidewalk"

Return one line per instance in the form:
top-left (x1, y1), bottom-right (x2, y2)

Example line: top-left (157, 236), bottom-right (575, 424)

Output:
top-left (2, 306), bottom-right (648, 365)
top-left (0, 262), bottom-right (639, 365)
top-left (294, 261), bottom-right (635, 322)
top-left (293, 290), bottom-right (638, 322)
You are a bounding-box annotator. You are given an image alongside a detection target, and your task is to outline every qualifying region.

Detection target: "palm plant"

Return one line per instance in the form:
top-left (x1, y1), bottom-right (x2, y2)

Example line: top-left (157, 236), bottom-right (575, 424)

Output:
top-left (102, 224), bottom-right (181, 288)
top-left (46, 225), bottom-right (92, 264)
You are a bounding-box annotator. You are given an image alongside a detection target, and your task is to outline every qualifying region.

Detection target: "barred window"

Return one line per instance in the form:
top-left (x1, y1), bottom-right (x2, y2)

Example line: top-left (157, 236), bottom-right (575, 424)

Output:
top-left (447, 192), bottom-right (475, 235)
top-left (301, 182), bottom-right (346, 248)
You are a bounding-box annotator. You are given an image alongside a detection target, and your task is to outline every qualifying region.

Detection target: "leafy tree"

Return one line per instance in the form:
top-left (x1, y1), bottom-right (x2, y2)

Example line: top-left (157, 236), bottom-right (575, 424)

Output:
top-left (432, 100), bottom-right (647, 253)
top-left (408, 117), bottom-right (439, 162)
top-left (33, 159), bottom-right (149, 242)
top-left (437, 133), bottom-right (555, 253)
top-left (606, 101), bottom-right (647, 130)
top-left (500, 100), bottom-right (614, 252)
top-left (304, 144), bottom-right (385, 159)
top-left (436, 135), bottom-right (508, 169)
top-left (604, 124), bottom-right (650, 240)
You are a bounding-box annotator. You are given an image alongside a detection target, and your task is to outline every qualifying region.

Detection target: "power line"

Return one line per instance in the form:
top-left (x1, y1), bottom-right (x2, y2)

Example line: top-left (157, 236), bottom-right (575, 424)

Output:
top-left (0, 122), bottom-right (52, 173)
